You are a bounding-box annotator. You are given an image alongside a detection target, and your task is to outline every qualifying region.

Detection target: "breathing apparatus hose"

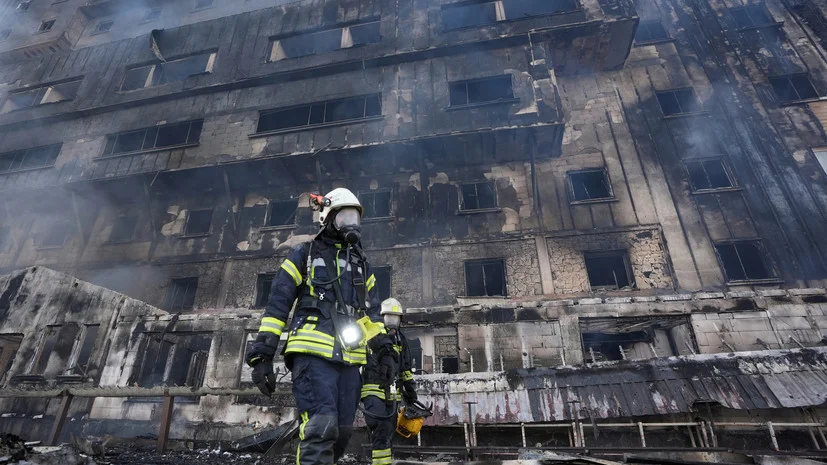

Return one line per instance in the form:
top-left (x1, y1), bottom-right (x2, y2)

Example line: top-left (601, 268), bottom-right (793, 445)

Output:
top-left (358, 398), bottom-right (399, 420)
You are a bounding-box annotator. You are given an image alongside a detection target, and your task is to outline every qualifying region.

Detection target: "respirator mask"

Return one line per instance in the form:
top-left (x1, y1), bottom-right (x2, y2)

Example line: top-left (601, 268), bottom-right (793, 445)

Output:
top-left (333, 207), bottom-right (362, 245)
top-left (383, 313), bottom-right (401, 329)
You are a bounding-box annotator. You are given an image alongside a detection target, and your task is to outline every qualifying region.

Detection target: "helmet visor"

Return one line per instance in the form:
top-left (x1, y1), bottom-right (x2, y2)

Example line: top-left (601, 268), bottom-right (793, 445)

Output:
top-left (333, 207), bottom-right (361, 229)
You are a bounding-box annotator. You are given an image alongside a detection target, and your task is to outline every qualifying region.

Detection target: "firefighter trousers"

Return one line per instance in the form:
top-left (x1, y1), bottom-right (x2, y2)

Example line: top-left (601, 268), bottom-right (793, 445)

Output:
top-left (291, 354), bottom-right (361, 465)
top-left (363, 395), bottom-right (397, 465)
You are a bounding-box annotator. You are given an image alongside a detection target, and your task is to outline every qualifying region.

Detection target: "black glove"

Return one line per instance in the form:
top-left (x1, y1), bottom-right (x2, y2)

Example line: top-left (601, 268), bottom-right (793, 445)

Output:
top-left (377, 354), bottom-right (398, 386)
top-left (402, 381), bottom-right (418, 404)
top-left (368, 333), bottom-right (393, 352)
top-left (246, 333), bottom-right (279, 396)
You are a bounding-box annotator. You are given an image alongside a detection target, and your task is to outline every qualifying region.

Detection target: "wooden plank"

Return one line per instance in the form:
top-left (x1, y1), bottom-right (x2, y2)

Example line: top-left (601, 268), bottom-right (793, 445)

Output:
top-left (47, 393), bottom-right (73, 446)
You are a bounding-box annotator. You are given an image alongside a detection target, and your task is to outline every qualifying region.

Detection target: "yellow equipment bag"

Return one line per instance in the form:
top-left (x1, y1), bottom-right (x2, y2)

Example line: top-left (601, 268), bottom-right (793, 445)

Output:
top-left (396, 408), bottom-right (425, 438)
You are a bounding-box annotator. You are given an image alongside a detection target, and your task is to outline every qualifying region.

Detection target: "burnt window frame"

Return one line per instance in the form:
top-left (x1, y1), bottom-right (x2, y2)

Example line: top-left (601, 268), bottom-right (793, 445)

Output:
top-left (441, 0), bottom-right (577, 30)
top-left (685, 158), bottom-right (739, 193)
top-left (464, 258), bottom-right (507, 297)
top-left (358, 190), bottom-right (393, 219)
top-left (254, 272), bottom-right (276, 308)
top-left (28, 325), bottom-right (61, 375)
top-left (263, 199), bottom-right (298, 228)
top-left (730, 4), bottom-right (775, 30)
top-left (255, 94), bottom-right (383, 134)
top-left (164, 277), bottom-right (199, 311)
top-left (567, 168), bottom-right (614, 203)
top-left (130, 331), bottom-right (212, 395)
top-left (0, 334), bottom-right (24, 383)
top-left (183, 208), bottom-right (213, 236)
top-left (459, 181), bottom-right (499, 211)
top-left (120, 50), bottom-right (217, 92)
top-left (634, 20), bottom-right (670, 44)
top-left (656, 88), bottom-right (702, 116)
top-left (713, 240), bottom-right (777, 283)
top-left (2, 78), bottom-right (83, 113)
top-left (268, 18), bottom-right (381, 62)
top-left (64, 324), bottom-right (100, 377)
top-left (448, 75), bottom-right (516, 109)
top-left (108, 214), bottom-right (140, 243)
top-left (371, 266), bottom-right (392, 301)
top-left (584, 250), bottom-right (636, 291)
top-left (92, 19), bottom-right (114, 35)
top-left (100, 120), bottom-right (203, 158)
top-left (769, 74), bottom-right (820, 104)
top-left (0, 144), bottom-right (62, 174)
top-left (37, 19), bottom-right (56, 33)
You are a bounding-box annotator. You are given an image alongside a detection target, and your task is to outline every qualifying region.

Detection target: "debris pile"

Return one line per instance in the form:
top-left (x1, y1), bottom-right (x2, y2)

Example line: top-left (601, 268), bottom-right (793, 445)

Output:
top-left (0, 434), bottom-right (95, 465)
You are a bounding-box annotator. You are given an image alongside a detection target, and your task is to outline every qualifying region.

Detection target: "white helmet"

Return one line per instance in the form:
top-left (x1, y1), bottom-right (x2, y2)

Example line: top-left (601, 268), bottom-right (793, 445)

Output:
top-left (380, 298), bottom-right (404, 316)
top-left (319, 188), bottom-right (363, 225)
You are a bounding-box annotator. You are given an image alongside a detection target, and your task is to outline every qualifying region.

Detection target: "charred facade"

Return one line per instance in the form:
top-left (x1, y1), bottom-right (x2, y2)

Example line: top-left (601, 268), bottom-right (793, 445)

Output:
top-left (1, 0), bottom-right (827, 457)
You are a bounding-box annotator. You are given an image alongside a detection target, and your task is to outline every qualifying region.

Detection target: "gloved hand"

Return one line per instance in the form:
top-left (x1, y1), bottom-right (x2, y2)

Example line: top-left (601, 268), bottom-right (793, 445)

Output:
top-left (377, 353), bottom-right (398, 386)
top-left (402, 381), bottom-right (418, 404)
top-left (246, 333), bottom-right (279, 396)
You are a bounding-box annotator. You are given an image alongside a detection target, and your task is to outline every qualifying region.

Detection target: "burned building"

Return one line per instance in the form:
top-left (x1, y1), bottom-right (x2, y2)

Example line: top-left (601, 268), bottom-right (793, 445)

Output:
top-left (1, 0), bottom-right (827, 459)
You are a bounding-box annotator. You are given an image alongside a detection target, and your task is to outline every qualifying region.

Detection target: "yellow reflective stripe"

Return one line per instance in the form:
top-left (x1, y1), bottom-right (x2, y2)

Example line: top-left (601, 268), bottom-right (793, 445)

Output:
top-left (297, 411), bottom-right (309, 465)
top-left (366, 273), bottom-right (376, 291)
top-left (372, 449), bottom-right (392, 458)
top-left (258, 325), bottom-right (281, 335)
top-left (373, 458), bottom-right (393, 465)
top-left (294, 328), bottom-right (335, 343)
top-left (258, 317), bottom-right (286, 336)
top-left (285, 343), bottom-right (334, 358)
top-left (281, 260), bottom-right (302, 287)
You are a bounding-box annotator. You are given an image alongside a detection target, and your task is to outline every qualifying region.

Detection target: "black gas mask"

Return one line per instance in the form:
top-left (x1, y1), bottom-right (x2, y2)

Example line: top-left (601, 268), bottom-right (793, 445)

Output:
top-left (333, 207), bottom-right (362, 245)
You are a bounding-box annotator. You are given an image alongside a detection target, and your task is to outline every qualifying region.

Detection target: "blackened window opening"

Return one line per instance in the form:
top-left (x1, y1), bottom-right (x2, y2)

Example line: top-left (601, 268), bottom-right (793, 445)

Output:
top-left (449, 76), bottom-right (514, 106)
top-left (271, 20), bottom-right (380, 61)
top-left (442, 2), bottom-right (497, 29)
top-left (503, 0), bottom-right (576, 19)
top-left (686, 159), bottom-right (735, 191)
top-left (441, 357), bottom-right (459, 374)
top-left (0, 144), bottom-right (61, 173)
top-left (185, 209), bottom-right (213, 235)
top-left (465, 259), bottom-right (506, 296)
top-left (585, 251), bottom-right (634, 290)
top-left (656, 89), bottom-right (700, 115)
top-left (359, 191), bottom-right (392, 218)
top-left (121, 52), bottom-right (215, 91)
top-left (69, 325), bottom-right (99, 376)
top-left (731, 5), bottom-right (773, 28)
top-left (635, 21), bottom-right (668, 43)
top-left (715, 241), bottom-right (774, 281)
top-left (165, 277), bottom-right (198, 311)
top-left (109, 215), bottom-right (139, 242)
top-left (255, 273), bottom-right (276, 308)
top-left (95, 20), bottom-right (113, 33)
top-left (461, 182), bottom-right (497, 210)
top-left (569, 169), bottom-right (612, 201)
top-left (3, 79), bottom-right (82, 112)
top-left (266, 200), bottom-right (297, 227)
top-left (372, 266), bottom-right (392, 301)
top-left (32, 326), bottom-right (60, 375)
top-left (102, 120), bottom-right (203, 157)
top-left (38, 19), bottom-right (55, 32)
top-left (407, 338), bottom-right (423, 372)
top-left (257, 94), bottom-right (382, 133)
top-left (0, 334), bottom-right (23, 379)
top-left (583, 330), bottom-right (650, 362)
top-left (770, 75), bottom-right (819, 103)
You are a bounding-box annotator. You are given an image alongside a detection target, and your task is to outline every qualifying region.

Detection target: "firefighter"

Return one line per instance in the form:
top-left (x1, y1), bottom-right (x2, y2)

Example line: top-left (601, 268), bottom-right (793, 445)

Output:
top-left (361, 298), bottom-right (418, 465)
top-left (245, 188), bottom-right (396, 465)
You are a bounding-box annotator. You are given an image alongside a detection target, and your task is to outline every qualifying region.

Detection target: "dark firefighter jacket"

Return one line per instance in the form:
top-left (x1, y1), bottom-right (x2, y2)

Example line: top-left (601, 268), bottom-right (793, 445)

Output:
top-left (256, 236), bottom-right (382, 366)
top-left (361, 329), bottom-right (415, 401)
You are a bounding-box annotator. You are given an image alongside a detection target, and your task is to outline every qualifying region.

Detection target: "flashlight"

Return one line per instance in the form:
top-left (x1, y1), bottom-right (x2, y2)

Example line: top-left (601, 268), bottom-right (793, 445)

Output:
top-left (340, 324), bottom-right (363, 349)
top-left (339, 316), bottom-right (384, 350)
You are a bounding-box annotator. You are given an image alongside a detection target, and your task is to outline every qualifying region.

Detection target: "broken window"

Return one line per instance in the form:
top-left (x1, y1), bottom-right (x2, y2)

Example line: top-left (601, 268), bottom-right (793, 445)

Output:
top-left (582, 317), bottom-right (695, 362)
top-left (656, 88), bottom-right (701, 116)
top-left (38, 19), bottom-right (55, 33)
top-left (2, 79), bottom-right (82, 112)
top-left (134, 332), bottom-right (211, 389)
top-left (109, 215), bottom-right (139, 243)
top-left (194, 0), bottom-right (214, 9)
top-left (0, 334), bottom-right (23, 381)
top-left (731, 5), bottom-right (773, 29)
top-left (359, 191), bottom-right (392, 218)
top-left (0, 144), bottom-right (61, 173)
top-left (265, 200), bottom-right (297, 227)
top-left (635, 20), bottom-right (669, 43)
top-left (568, 169), bottom-right (613, 202)
top-left (269, 19), bottom-right (381, 61)
top-left (121, 52), bottom-right (216, 91)
top-left (254, 273), bottom-right (276, 308)
top-left (93, 20), bottom-right (113, 34)
top-left (164, 277), bottom-right (198, 311)
top-left (102, 120), bottom-right (203, 157)
top-left (465, 259), bottom-right (506, 297)
top-left (372, 266), bottom-right (392, 301)
top-left (407, 337), bottom-right (423, 372)
top-left (460, 182), bottom-right (497, 210)
top-left (715, 241), bottom-right (775, 282)
top-left (441, 357), bottom-right (459, 374)
top-left (584, 250), bottom-right (635, 290)
top-left (30, 326), bottom-right (60, 375)
top-left (449, 75), bottom-right (514, 107)
top-left (442, 2), bottom-right (498, 30)
top-left (39, 218), bottom-right (72, 248)
top-left (686, 159), bottom-right (736, 192)
top-left (143, 8), bottom-right (162, 22)
top-left (184, 209), bottom-right (213, 235)
top-left (770, 74), bottom-right (819, 103)
top-left (65, 325), bottom-right (99, 376)
top-left (257, 94), bottom-right (382, 133)
top-left (503, 0), bottom-right (576, 20)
